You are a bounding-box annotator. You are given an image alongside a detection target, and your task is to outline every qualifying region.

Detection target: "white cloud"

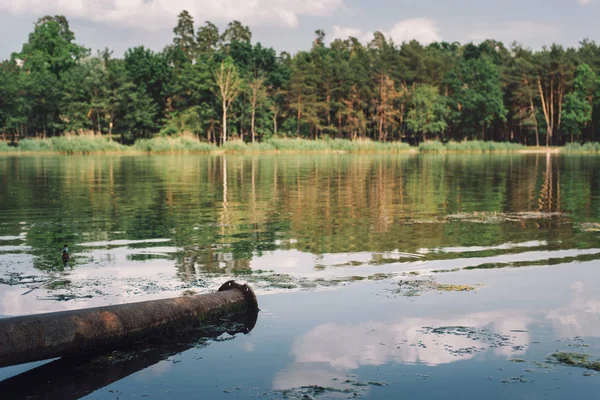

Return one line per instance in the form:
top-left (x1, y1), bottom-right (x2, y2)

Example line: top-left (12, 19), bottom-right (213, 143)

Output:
top-left (0, 0), bottom-right (346, 29)
top-left (467, 21), bottom-right (560, 45)
top-left (332, 25), bottom-right (365, 41)
top-left (387, 19), bottom-right (442, 45)
top-left (578, 0), bottom-right (592, 5)
top-left (330, 18), bottom-right (442, 45)
top-left (273, 310), bottom-right (531, 391)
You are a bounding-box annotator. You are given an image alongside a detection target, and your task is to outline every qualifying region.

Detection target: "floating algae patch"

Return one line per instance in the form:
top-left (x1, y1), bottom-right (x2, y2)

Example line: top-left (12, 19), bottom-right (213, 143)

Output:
top-left (436, 284), bottom-right (479, 292)
top-left (548, 352), bottom-right (600, 371)
top-left (45, 279), bottom-right (72, 290)
top-left (391, 278), bottom-right (481, 297)
top-left (275, 385), bottom-right (355, 399)
top-left (0, 272), bottom-right (49, 286)
top-left (239, 270), bottom-right (397, 292)
top-left (444, 211), bottom-right (565, 224)
top-left (500, 375), bottom-right (534, 385)
top-left (273, 379), bottom-right (388, 399)
top-left (418, 326), bottom-right (514, 357)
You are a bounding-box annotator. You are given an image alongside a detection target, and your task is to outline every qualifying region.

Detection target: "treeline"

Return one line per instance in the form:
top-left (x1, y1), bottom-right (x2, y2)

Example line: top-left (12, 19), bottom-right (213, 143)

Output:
top-left (1, 13), bottom-right (600, 146)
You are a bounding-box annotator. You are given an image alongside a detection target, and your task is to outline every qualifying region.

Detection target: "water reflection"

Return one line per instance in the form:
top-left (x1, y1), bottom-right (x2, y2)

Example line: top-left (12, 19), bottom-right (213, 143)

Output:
top-left (274, 311), bottom-right (531, 393)
top-left (273, 262), bottom-right (600, 394)
top-left (1, 154), bottom-right (600, 312)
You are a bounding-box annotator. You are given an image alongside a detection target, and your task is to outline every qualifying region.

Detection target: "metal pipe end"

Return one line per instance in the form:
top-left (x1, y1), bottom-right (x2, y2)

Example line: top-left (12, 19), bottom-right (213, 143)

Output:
top-left (218, 280), bottom-right (259, 311)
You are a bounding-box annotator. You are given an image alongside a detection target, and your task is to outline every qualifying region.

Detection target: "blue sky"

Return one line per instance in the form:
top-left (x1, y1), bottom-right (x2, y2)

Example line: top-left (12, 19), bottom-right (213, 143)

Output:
top-left (0, 0), bottom-right (598, 59)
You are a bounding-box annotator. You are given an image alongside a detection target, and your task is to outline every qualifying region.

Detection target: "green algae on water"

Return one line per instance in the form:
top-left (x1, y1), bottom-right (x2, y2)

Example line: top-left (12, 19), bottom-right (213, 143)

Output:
top-left (45, 279), bottom-right (71, 290)
top-left (392, 278), bottom-right (482, 297)
top-left (548, 352), bottom-right (600, 371)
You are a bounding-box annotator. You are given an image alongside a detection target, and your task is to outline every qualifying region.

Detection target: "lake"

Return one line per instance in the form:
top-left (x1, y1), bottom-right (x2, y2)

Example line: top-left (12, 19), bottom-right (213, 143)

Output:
top-left (1, 153), bottom-right (599, 399)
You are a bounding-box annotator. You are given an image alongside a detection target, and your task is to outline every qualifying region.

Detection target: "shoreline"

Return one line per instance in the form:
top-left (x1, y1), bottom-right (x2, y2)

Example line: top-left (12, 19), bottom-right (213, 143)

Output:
top-left (0, 137), bottom-right (594, 156)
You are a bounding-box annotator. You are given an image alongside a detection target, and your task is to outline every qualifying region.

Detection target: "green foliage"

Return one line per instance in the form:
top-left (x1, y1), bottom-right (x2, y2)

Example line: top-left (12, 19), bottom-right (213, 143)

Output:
top-left (173, 10), bottom-right (196, 61)
top-left (444, 56), bottom-right (507, 139)
top-left (561, 64), bottom-right (596, 140)
top-left (406, 84), bottom-right (448, 140)
top-left (16, 16), bottom-right (89, 78)
top-left (4, 13), bottom-right (600, 146)
top-left (117, 83), bottom-right (158, 141)
top-left (562, 92), bottom-right (592, 138)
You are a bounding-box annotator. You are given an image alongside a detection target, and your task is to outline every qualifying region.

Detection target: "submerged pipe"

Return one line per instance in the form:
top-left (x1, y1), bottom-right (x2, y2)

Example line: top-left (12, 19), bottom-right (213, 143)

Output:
top-left (0, 281), bottom-right (257, 368)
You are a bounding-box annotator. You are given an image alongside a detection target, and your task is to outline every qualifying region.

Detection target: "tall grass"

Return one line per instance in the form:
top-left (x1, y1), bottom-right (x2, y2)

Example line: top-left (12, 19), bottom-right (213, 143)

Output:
top-left (445, 140), bottom-right (524, 152)
top-left (267, 138), bottom-right (332, 151)
top-left (563, 142), bottom-right (600, 153)
top-left (0, 135), bottom-right (541, 155)
top-left (16, 136), bottom-right (125, 154)
top-left (222, 140), bottom-right (277, 153)
top-left (418, 141), bottom-right (446, 153)
top-left (133, 137), bottom-right (217, 153)
top-left (419, 140), bottom-right (524, 153)
top-left (222, 139), bottom-right (252, 153)
top-left (264, 138), bottom-right (412, 153)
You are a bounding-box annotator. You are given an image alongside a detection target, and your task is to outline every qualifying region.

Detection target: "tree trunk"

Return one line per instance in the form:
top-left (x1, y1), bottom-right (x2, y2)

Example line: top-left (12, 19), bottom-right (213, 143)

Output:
top-left (326, 91), bottom-right (331, 127)
top-left (97, 111), bottom-right (101, 136)
top-left (108, 121), bottom-right (113, 142)
top-left (538, 79), bottom-right (552, 147)
top-left (251, 108), bottom-right (256, 143)
top-left (550, 79), bottom-right (554, 146)
top-left (222, 105), bottom-right (227, 145)
top-left (296, 98), bottom-right (301, 137)
top-left (529, 96), bottom-right (539, 147)
top-left (557, 77), bottom-right (564, 131)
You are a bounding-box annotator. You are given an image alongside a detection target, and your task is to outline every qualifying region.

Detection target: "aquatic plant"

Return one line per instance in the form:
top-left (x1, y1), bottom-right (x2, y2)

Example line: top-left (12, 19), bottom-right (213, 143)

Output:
top-left (15, 136), bottom-right (125, 154)
top-left (563, 142), bottom-right (600, 153)
top-left (418, 140), bottom-right (446, 153)
top-left (267, 138), bottom-right (333, 151)
top-left (548, 352), bottom-right (600, 371)
top-left (222, 139), bottom-right (251, 153)
top-left (425, 140), bottom-right (524, 153)
top-left (392, 278), bottom-right (480, 297)
top-left (0, 135), bottom-right (555, 155)
top-left (133, 137), bottom-right (218, 153)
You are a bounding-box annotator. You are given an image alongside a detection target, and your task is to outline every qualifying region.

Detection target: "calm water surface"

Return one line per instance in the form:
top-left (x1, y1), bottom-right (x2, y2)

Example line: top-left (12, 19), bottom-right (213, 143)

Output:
top-left (0, 154), bottom-right (599, 399)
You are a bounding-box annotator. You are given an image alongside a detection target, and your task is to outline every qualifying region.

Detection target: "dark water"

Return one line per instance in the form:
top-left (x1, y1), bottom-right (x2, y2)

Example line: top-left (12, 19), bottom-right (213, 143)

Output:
top-left (1, 154), bottom-right (599, 399)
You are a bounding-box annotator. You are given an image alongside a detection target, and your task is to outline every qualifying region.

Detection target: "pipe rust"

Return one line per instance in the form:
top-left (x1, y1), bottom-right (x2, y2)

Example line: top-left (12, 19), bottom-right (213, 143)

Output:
top-left (0, 280), bottom-right (257, 368)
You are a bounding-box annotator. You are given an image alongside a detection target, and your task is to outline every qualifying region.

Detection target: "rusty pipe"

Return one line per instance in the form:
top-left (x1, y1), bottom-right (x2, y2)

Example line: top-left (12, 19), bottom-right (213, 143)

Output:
top-left (0, 310), bottom-right (258, 400)
top-left (0, 281), bottom-right (257, 368)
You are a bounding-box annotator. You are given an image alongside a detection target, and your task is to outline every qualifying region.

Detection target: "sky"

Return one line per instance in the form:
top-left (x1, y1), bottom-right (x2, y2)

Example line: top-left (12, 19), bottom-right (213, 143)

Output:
top-left (0, 0), bottom-right (598, 59)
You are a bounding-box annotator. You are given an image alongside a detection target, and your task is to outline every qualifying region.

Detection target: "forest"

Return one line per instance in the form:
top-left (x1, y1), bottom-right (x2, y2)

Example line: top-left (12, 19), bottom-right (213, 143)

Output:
top-left (1, 12), bottom-right (600, 147)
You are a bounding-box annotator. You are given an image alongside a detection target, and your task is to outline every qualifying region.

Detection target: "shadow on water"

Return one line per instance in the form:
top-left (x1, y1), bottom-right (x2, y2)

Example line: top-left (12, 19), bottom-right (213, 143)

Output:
top-left (0, 310), bottom-right (258, 400)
